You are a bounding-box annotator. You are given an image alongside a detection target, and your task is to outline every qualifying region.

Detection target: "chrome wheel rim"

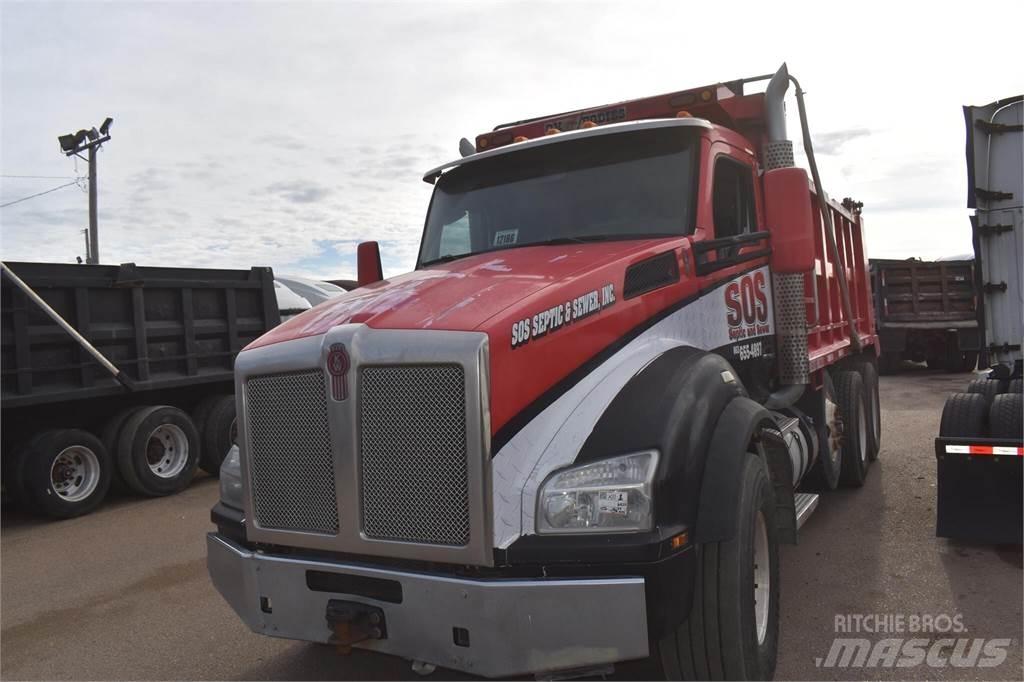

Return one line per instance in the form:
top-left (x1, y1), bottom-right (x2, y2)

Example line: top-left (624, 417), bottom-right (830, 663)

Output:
top-left (754, 510), bottom-right (771, 645)
top-left (146, 424), bottom-right (188, 478)
top-left (50, 446), bottom-right (101, 502)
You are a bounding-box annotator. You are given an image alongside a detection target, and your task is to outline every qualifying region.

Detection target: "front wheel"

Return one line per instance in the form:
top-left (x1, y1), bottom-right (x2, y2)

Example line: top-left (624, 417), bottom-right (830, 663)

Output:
top-left (656, 454), bottom-right (779, 680)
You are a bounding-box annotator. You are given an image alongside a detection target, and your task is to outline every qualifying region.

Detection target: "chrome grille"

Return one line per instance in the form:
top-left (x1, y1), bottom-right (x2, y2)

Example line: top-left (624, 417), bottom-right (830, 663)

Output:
top-left (246, 370), bottom-right (338, 534)
top-left (359, 365), bottom-right (469, 546)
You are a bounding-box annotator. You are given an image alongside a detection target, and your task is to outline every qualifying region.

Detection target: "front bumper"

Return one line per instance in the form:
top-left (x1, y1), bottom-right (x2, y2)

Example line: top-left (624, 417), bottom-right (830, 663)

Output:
top-left (207, 533), bottom-right (650, 677)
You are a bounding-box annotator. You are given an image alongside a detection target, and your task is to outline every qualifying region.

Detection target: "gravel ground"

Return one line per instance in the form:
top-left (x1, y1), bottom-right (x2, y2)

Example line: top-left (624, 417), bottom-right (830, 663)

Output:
top-left (1, 366), bottom-right (1020, 681)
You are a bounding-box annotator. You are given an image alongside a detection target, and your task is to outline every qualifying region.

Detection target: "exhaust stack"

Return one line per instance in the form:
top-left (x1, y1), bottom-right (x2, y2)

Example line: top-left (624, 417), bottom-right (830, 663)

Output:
top-left (763, 63), bottom-right (795, 171)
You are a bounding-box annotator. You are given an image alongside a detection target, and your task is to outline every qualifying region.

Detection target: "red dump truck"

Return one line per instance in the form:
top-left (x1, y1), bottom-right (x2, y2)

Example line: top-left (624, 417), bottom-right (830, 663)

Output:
top-left (207, 65), bottom-right (880, 679)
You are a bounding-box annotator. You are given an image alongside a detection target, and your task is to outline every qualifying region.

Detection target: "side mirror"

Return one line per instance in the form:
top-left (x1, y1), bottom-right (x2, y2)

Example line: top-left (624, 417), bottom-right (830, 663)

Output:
top-left (357, 241), bottom-right (384, 287)
top-left (764, 168), bottom-right (816, 273)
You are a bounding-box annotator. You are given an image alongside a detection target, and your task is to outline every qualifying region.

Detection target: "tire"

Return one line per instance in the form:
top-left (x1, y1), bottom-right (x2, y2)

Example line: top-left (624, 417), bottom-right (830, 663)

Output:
top-left (4, 442), bottom-right (36, 513)
top-left (835, 371), bottom-right (869, 487)
top-left (21, 429), bottom-right (112, 518)
top-left (856, 359), bottom-right (882, 461)
top-left (116, 406), bottom-right (200, 497)
top-left (656, 455), bottom-right (779, 680)
top-left (990, 394), bottom-right (1023, 439)
top-left (966, 378), bottom-right (1003, 404)
top-left (807, 373), bottom-right (842, 491)
top-left (100, 406), bottom-right (145, 493)
top-left (1007, 379), bottom-right (1023, 394)
top-left (939, 392), bottom-right (988, 438)
top-left (199, 395), bottom-right (237, 476)
top-left (191, 395), bottom-right (221, 442)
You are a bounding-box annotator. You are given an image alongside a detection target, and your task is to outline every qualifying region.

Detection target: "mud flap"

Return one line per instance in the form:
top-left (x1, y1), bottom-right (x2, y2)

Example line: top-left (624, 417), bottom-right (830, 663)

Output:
top-left (935, 438), bottom-right (1023, 544)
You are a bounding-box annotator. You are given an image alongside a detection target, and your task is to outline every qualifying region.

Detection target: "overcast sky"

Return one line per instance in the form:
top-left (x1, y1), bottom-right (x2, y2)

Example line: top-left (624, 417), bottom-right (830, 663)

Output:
top-left (2, 1), bottom-right (1022, 280)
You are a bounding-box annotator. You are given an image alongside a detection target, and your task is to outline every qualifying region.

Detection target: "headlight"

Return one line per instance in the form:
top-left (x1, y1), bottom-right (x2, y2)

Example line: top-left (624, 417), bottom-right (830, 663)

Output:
top-left (219, 444), bottom-right (244, 510)
top-left (536, 451), bottom-right (658, 534)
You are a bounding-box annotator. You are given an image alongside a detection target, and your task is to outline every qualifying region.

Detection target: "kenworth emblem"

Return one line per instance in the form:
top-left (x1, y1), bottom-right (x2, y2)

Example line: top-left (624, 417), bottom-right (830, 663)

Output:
top-left (327, 344), bottom-right (350, 400)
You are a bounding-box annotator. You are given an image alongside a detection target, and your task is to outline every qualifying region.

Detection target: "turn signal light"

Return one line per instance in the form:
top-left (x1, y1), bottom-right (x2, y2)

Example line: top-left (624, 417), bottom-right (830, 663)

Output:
top-left (670, 531), bottom-right (689, 550)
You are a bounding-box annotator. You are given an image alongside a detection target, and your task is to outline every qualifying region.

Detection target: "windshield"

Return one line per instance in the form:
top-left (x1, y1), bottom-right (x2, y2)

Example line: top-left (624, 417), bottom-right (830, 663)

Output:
top-left (418, 127), bottom-right (697, 266)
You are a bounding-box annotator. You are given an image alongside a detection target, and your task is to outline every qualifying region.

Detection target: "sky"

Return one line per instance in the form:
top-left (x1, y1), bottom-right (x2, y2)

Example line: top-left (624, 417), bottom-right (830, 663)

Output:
top-left (2, 0), bottom-right (1022, 281)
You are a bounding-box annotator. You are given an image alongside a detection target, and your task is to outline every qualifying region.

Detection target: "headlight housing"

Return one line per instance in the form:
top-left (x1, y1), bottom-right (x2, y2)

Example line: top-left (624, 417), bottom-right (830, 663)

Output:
top-left (536, 451), bottom-right (658, 534)
top-left (219, 444), bottom-right (244, 510)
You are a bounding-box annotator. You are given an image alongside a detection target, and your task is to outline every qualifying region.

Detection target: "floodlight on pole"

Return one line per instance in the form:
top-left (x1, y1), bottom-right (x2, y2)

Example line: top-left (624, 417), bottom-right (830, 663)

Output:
top-left (56, 117), bottom-right (113, 265)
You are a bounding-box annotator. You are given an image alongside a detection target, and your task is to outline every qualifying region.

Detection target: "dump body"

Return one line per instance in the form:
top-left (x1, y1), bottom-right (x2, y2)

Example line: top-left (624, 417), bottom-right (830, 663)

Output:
top-left (1, 261), bottom-right (279, 411)
top-left (869, 258), bottom-right (979, 371)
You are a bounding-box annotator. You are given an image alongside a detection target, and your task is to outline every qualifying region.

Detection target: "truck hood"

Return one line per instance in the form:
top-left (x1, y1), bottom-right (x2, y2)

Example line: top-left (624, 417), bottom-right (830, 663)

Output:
top-left (248, 240), bottom-right (668, 349)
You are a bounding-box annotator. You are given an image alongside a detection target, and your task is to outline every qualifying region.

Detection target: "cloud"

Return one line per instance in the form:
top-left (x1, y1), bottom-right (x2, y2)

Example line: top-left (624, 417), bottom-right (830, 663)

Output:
top-left (264, 180), bottom-right (332, 204)
top-left (812, 128), bottom-right (873, 155)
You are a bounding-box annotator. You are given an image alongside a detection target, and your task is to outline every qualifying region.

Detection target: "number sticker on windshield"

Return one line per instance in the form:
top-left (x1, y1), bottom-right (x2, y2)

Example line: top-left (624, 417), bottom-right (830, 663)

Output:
top-left (494, 229), bottom-right (518, 247)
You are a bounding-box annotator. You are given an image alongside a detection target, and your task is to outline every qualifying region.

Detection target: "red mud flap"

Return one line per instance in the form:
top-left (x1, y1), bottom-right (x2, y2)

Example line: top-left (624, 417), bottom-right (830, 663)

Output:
top-left (934, 437), bottom-right (1023, 544)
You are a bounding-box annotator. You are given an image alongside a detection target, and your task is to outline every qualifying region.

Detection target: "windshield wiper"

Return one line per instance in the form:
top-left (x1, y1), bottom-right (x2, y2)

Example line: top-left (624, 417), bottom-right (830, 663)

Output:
top-left (420, 253), bottom-right (470, 267)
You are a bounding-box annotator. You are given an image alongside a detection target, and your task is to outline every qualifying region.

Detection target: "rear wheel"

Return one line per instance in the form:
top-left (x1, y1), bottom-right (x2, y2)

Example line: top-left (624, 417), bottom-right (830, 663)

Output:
top-left (116, 406), bottom-right (200, 496)
top-left (835, 371), bottom-right (869, 487)
top-left (198, 395), bottom-right (237, 476)
top-left (656, 455), bottom-right (779, 680)
top-left (856, 359), bottom-right (881, 460)
top-left (967, 378), bottom-right (1003, 404)
top-left (990, 394), bottom-right (1023, 439)
top-left (100, 407), bottom-right (145, 493)
top-left (22, 429), bottom-right (112, 518)
top-left (940, 392), bottom-right (988, 438)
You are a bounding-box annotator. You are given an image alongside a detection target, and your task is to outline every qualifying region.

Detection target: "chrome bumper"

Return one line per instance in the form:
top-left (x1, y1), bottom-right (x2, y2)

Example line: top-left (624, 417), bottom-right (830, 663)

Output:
top-left (207, 533), bottom-right (649, 677)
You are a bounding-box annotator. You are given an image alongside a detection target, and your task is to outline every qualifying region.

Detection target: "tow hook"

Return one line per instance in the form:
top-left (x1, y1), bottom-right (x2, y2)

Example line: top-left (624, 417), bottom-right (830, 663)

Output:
top-left (325, 600), bottom-right (387, 654)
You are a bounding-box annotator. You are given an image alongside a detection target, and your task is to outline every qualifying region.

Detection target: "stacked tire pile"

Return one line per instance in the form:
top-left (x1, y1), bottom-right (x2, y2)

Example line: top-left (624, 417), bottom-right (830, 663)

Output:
top-left (5, 395), bottom-right (237, 519)
top-left (940, 377), bottom-right (1023, 440)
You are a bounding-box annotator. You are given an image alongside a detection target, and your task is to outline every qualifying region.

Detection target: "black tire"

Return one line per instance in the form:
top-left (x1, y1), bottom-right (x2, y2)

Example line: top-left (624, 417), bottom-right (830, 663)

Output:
top-left (939, 392), bottom-right (988, 438)
top-left (100, 406), bottom-right (145, 493)
top-left (191, 395), bottom-right (221, 442)
top-left (21, 429), bottom-right (112, 519)
top-left (807, 373), bottom-right (842, 491)
top-left (199, 395), bottom-right (237, 476)
top-left (116, 406), bottom-right (200, 497)
top-left (656, 455), bottom-right (779, 680)
top-left (990, 394), bottom-right (1023, 439)
top-left (1007, 378), bottom-right (1023, 394)
top-left (966, 378), bottom-right (1003, 404)
top-left (4, 442), bottom-right (36, 513)
top-left (856, 359), bottom-right (882, 460)
top-left (835, 371), bottom-right (869, 487)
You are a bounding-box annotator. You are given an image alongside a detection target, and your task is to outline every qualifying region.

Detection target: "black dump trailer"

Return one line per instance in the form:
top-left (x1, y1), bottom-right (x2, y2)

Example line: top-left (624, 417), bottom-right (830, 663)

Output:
top-left (870, 258), bottom-right (980, 374)
top-left (1, 261), bottom-right (280, 519)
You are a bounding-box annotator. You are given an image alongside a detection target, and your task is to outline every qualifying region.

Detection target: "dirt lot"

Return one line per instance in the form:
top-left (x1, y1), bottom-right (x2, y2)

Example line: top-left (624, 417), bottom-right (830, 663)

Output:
top-left (1, 367), bottom-right (1021, 681)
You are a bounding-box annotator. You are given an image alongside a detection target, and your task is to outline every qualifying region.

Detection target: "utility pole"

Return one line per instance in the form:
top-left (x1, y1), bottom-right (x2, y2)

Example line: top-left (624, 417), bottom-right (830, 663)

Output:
top-left (57, 117), bottom-right (112, 265)
top-left (88, 145), bottom-right (98, 264)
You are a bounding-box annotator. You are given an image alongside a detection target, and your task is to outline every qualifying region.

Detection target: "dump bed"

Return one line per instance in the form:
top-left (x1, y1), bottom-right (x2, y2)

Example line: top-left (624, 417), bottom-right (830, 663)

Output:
top-left (869, 259), bottom-right (977, 329)
top-left (1, 261), bottom-right (280, 408)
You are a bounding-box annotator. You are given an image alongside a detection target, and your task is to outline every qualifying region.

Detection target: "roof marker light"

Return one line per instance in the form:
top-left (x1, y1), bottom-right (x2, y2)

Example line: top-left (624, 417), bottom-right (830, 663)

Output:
top-left (544, 128), bottom-right (559, 136)
top-left (675, 111), bottom-right (693, 118)
top-left (514, 135), bottom-right (529, 143)
top-left (579, 120), bottom-right (598, 129)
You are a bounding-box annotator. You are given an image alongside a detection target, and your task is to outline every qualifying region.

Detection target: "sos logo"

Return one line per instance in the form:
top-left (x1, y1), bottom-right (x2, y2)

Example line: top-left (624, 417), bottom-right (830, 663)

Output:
top-left (725, 271), bottom-right (769, 331)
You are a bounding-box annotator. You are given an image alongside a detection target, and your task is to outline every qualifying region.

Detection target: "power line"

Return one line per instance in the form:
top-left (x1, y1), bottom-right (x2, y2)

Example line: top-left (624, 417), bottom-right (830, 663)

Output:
top-left (0, 181), bottom-right (79, 209)
top-left (1, 174), bottom-right (76, 180)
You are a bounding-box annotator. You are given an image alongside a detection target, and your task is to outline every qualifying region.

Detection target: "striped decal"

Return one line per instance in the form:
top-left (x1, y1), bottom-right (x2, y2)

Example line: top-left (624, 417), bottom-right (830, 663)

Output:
top-left (945, 444), bottom-right (1024, 456)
